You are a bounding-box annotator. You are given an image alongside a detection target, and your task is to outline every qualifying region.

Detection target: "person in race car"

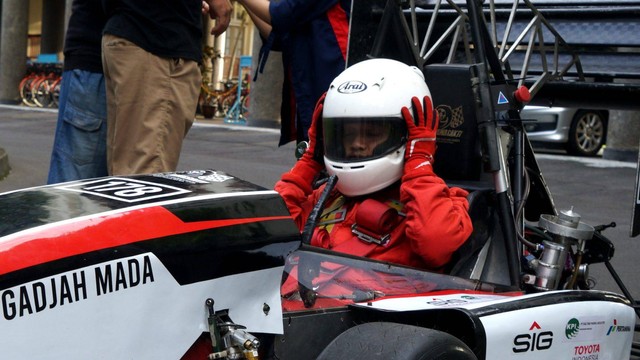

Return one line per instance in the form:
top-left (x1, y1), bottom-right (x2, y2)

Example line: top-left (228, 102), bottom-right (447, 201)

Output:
top-left (275, 58), bottom-right (473, 270)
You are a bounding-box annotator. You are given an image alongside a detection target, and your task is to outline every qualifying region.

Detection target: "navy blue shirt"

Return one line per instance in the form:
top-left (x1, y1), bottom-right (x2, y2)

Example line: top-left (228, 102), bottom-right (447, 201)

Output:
top-left (259, 0), bottom-right (351, 145)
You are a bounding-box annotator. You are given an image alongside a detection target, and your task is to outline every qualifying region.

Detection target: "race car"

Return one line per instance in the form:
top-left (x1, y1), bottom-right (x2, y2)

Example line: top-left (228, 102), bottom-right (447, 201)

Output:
top-left (2, 0), bottom-right (639, 359)
top-left (0, 168), bottom-right (636, 359)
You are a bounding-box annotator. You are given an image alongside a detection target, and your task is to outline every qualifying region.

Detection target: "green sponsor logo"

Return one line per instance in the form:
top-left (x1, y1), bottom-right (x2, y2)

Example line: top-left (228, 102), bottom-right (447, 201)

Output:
top-left (565, 318), bottom-right (580, 339)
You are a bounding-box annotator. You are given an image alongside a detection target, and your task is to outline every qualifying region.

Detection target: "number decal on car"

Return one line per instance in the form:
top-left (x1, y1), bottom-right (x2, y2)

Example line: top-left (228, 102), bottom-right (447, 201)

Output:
top-left (56, 178), bottom-right (191, 203)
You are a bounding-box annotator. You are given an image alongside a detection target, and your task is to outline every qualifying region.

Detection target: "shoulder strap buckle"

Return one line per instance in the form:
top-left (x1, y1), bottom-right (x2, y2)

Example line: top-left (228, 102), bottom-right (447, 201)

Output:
top-left (351, 224), bottom-right (390, 246)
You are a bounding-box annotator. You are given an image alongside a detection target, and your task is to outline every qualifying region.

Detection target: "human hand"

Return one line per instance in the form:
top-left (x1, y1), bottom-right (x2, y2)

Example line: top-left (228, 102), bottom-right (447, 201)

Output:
top-left (401, 95), bottom-right (438, 161)
top-left (304, 92), bottom-right (327, 166)
top-left (205, 0), bottom-right (233, 36)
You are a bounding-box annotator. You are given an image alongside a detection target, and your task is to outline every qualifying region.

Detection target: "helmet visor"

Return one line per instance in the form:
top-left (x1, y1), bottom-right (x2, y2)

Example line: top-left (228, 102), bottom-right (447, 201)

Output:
top-left (323, 117), bottom-right (407, 163)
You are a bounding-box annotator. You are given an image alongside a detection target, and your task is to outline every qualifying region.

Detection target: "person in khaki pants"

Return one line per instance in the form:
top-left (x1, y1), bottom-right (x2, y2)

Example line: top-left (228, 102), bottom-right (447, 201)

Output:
top-left (101, 0), bottom-right (231, 175)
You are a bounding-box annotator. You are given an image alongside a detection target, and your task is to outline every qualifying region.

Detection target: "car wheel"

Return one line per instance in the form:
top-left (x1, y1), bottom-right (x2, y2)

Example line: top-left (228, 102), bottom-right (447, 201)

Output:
top-left (567, 110), bottom-right (607, 156)
top-left (316, 322), bottom-right (477, 360)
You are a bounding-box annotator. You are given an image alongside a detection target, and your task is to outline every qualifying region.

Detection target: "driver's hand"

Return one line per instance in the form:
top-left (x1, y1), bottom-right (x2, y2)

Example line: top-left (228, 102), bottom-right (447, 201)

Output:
top-left (401, 95), bottom-right (438, 164)
top-left (304, 92), bottom-right (327, 166)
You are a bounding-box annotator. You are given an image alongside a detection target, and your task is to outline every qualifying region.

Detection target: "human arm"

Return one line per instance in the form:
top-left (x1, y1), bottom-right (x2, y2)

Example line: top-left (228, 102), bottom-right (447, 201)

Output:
top-left (204, 0), bottom-right (233, 36)
top-left (243, 5), bottom-right (272, 38)
top-left (206, 0), bottom-right (270, 37)
top-left (236, 0), bottom-right (271, 26)
top-left (400, 96), bottom-right (473, 268)
top-left (274, 94), bottom-right (327, 228)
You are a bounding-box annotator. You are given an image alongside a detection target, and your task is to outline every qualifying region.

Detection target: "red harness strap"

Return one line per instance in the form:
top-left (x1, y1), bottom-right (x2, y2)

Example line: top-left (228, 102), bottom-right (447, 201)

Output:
top-left (331, 198), bottom-right (402, 257)
top-left (282, 200), bottom-right (404, 302)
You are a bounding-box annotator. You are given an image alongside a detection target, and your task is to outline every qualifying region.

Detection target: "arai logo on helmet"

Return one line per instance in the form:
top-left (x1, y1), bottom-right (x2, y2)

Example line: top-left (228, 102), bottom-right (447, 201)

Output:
top-left (337, 81), bottom-right (367, 94)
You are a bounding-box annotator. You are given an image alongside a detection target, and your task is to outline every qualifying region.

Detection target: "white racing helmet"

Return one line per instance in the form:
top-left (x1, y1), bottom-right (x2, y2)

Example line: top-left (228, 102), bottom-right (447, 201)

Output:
top-left (322, 58), bottom-right (431, 197)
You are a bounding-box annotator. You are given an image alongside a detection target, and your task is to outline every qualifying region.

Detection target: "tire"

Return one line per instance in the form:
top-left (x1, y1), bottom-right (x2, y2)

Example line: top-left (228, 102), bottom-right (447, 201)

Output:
top-left (19, 77), bottom-right (38, 107)
top-left (316, 322), bottom-right (477, 360)
top-left (566, 110), bottom-right (607, 157)
top-left (51, 80), bottom-right (61, 108)
top-left (33, 78), bottom-right (53, 108)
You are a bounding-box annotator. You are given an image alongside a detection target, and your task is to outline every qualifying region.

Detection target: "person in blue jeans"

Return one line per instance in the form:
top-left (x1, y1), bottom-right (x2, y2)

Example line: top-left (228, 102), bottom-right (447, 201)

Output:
top-left (47, 0), bottom-right (108, 184)
top-left (48, 0), bottom-right (231, 182)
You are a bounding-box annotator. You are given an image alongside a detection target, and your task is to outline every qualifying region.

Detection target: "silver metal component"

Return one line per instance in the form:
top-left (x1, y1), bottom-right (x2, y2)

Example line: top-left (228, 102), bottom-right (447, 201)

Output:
top-left (351, 224), bottom-right (390, 246)
top-left (557, 207), bottom-right (581, 227)
top-left (493, 127), bottom-right (512, 194)
top-left (469, 236), bottom-right (491, 280)
top-left (534, 209), bottom-right (595, 290)
top-left (220, 322), bottom-right (261, 351)
top-left (412, 0), bottom-right (583, 97)
top-left (230, 329), bottom-right (260, 350)
top-left (576, 264), bottom-right (591, 289)
top-left (209, 319), bottom-right (261, 359)
top-left (522, 273), bottom-right (536, 285)
top-left (534, 240), bottom-right (566, 290)
top-left (539, 213), bottom-right (595, 241)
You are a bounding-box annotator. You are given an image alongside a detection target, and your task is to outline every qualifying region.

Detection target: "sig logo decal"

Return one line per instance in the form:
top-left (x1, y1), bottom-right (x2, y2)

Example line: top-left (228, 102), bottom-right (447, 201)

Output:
top-left (513, 321), bottom-right (553, 353)
top-left (57, 177), bottom-right (191, 203)
top-left (566, 318), bottom-right (580, 339)
top-left (337, 81), bottom-right (367, 94)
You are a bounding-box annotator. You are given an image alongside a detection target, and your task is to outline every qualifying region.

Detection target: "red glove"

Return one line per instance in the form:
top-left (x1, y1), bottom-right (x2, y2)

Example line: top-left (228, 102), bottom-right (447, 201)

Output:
top-left (303, 92), bottom-right (327, 166)
top-left (401, 95), bottom-right (438, 167)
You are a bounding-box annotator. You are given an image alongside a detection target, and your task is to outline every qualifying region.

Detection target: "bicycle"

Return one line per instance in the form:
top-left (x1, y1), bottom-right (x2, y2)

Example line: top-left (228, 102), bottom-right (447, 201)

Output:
top-left (19, 63), bottom-right (62, 108)
top-left (19, 64), bottom-right (41, 107)
top-left (32, 67), bottom-right (62, 108)
top-left (200, 79), bottom-right (241, 119)
top-left (220, 75), bottom-right (250, 119)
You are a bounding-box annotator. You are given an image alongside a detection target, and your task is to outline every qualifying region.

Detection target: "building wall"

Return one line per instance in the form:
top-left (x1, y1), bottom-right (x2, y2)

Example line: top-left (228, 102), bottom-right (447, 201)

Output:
top-left (27, 0), bottom-right (42, 59)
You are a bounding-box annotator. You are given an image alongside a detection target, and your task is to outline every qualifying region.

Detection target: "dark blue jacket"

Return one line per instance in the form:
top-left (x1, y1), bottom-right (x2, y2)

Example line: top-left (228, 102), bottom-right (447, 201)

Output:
top-left (258, 0), bottom-right (351, 145)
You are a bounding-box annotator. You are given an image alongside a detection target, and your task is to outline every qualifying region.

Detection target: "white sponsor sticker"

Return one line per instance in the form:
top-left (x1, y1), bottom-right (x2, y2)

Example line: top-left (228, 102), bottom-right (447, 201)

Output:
top-left (57, 177), bottom-right (191, 203)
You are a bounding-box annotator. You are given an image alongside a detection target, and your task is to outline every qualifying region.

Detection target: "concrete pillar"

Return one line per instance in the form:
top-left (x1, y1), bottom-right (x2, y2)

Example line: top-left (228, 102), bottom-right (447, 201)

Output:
top-left (40, 0), bottom-right (65, 55)
top-left (246, 28), bottom-right (282, 129)
top-left (212, 28), bottom-right (226, 91)
top-left (603, 110), bottom-right (640, 162)
top-left (0, 0), bottom-right (29, 104)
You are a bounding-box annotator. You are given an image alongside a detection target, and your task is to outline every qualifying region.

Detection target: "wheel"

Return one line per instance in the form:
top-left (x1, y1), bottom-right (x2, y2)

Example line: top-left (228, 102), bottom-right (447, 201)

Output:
top-left (317, 322), bottom-right (477, 360)
top-left (51, 80), bottom-right (61, 108)
top-left (566, 110), bottom-right (607, 156)
top-left (19, 77), bottom-right (38, 107)
top-left (33, 78), bottom-right (53, 108)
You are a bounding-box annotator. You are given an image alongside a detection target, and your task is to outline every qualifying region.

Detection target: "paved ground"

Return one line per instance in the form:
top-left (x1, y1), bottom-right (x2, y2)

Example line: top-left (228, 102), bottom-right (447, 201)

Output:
top-left (1, 104), bottom-right (639, 303)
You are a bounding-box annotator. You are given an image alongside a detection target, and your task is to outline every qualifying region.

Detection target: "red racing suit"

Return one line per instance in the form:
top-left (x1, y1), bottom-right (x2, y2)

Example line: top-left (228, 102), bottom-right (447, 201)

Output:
top-left (275, 156), bottom-right (473, 270)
